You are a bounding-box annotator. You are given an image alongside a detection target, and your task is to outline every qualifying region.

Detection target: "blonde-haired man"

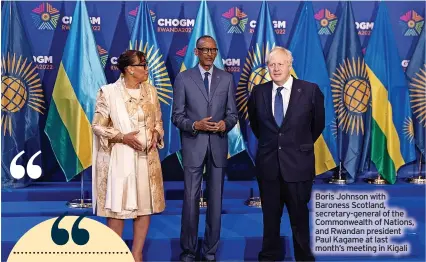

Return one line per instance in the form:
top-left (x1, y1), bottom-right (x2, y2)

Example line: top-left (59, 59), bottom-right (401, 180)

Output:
top-left (248, 46), bottom-right (324, 261)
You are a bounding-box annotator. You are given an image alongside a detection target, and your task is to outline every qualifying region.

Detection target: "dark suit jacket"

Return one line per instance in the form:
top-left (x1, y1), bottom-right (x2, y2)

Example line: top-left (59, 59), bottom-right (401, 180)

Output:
top-left (172, 65), bottom-right (238, 167)
top-left (247, 78), bottom-right (325, 182)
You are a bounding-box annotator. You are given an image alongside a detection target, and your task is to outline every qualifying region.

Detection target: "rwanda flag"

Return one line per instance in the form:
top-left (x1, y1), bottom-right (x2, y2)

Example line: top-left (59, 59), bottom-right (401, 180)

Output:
top-left (236, 0), bottom-right (276, 161)
top-left (180, 0), bottom-right (246, 158)
top-left (406, 26), bottom-right (425, 156)
top-left (44, 1), bottom-right (107, 181)
top-left (326, 1), bottom-right (371, 183)
top-left (130, 1), bottom-right (179, 160)
top-left (289, 1), bottom-right (338, 175)
top-left (365, 2), bottom-right (416, 184)
top-left (2, 1), bottom-right (45, 188)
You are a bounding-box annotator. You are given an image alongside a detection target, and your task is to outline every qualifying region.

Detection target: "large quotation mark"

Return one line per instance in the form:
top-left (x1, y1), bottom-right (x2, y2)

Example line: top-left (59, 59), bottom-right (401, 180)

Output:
top-left (51, 212), bottom-right (90, 246)
top-left (10, 150), bottom-right (42, 179)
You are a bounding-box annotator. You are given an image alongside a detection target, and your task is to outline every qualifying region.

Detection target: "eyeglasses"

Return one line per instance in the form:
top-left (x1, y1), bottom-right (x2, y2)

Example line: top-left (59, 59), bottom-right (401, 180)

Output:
top-left (130, 63), bottom-right (148, 69)
top-left (197, 48), bottom-right (218, 54)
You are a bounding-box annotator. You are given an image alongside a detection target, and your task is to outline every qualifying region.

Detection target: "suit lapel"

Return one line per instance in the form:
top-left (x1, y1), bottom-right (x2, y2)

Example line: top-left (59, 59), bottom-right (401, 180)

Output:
top-left (262, 81), bottom-right (279, 129)
top-left (209, 66), bottom-right (222, 102)
top-left (281, 78), bottom-right (303, 129)
top-left (188, 67), bottom-right (208, 101)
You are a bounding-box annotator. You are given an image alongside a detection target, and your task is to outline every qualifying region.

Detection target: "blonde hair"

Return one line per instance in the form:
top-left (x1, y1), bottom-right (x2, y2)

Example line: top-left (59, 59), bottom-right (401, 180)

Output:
top-left (266, 46), bottom-right (293, 66)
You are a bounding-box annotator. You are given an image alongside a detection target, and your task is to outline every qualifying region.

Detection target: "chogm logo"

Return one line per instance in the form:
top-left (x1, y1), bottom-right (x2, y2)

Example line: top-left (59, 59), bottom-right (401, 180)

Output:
top-left (221, 7), bottom-right (248, 34)
top-left (128, 6), bottom-right (156, 32)
top-left (315, 9), bottom-right (337, 35)
top-left (174, 45), bottom-right (188, 68)
top-left (97, 46), bottom-right (108, 68)
top-left (356, 22), bottom-right (374, 36)
top-left (249, 20), bottom-right (286, 35)
top-left (33, 55), bottom-right (54, 70)
top-left (61, 16), bottom-right (101, 31)
top-left (157, 18), bottom-right (195, 33)
top-left (400, 10), bottom-right (424, 36)
top-left (31, 2), bottom-right (60, 30)
top-left (223, 58), bottom-right (241, 73)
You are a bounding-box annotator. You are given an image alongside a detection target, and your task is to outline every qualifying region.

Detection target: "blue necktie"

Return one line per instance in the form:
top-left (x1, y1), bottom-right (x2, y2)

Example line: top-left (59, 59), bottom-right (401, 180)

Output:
top-left (274, 86), bottom-right (284, 127)
top-left (204, 72), bottom-right (210, 96)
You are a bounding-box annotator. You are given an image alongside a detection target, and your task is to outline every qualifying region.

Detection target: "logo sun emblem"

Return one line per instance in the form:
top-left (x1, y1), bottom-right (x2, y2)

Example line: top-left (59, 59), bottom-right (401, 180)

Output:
top-left (221, 7), bottom-right (248, 34)
top-left (237, 42), bottom-right (275, 120)
top-left (31, 2), bottom-right (60, 30)
top-left (400, 10), bottom-right (424, 36)
top-left (409, 64), bottom-right (426, 127)
top-left (1, 53), bottom-right (45, 136)
top-left (129, 41), bottom-right (173, 106)
top-left (331, 57), bottom-right (371, 135)
top-left (315, 9), bottom-right (338, 35)
top-left (403, 117), bottom-right (415, 143)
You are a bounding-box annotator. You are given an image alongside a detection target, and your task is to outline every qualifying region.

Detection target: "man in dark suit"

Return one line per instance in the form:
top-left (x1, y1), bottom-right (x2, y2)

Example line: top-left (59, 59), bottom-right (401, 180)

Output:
top-left (248, 46), bottom-right (325, 261)
top-left (172, 35), bottom-right (238, 262)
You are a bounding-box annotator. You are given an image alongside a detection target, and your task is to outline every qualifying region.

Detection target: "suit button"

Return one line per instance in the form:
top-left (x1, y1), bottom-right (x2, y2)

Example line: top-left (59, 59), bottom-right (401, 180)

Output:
top-left (279, 133), bottom-right (283, 136)
top-left (278, 146), bottom-right (282, 150)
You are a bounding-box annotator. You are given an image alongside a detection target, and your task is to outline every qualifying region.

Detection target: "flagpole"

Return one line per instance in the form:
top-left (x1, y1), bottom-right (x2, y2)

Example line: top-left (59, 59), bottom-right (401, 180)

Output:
top-left (329, 161), bottom-right (346, 184)
top-left (407, 152), bottom-right (426, 184)
top-left (67, 172), bottom-right (92, 209)
top-left (200, 166), bottom-right (207, 208)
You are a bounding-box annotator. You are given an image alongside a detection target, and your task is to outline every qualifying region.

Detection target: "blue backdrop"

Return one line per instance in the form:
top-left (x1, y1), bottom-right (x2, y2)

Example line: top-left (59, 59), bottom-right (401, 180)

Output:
top-left (8, 1), bottom-right (426, 182)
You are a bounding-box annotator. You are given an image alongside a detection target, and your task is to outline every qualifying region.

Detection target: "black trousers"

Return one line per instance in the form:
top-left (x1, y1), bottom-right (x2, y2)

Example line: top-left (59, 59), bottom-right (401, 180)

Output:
top-left (257, 173), bottom-right (314, 262)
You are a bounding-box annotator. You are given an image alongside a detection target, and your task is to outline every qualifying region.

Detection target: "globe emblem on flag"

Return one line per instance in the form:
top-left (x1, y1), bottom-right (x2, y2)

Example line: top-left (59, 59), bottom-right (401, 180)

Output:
top-left (248, 67), bottom-right (271, 92)
top-left (1, 76), bottom-right (27, 113)
top-left (331, 57), bottom-right (371, 135)
top-left (237, 42), bottom-right (274, 120)
top-left (343, 78), bottom-right (370, 114)
top-left (1, 53), bottom-right (45, 136)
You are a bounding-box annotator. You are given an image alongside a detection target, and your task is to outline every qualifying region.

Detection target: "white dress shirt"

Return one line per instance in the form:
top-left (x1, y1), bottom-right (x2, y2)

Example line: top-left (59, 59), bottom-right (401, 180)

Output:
top-left (272, 76), bottom-right (293, 118)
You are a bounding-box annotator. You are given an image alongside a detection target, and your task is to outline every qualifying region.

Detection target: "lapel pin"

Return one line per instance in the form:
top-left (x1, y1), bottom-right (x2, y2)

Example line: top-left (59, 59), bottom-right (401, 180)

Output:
top-left (298, 88), bottom-right (301, 92)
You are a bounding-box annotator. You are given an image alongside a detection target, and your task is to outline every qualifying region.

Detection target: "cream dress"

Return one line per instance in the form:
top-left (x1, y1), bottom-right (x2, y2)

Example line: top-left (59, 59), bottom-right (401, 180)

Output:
top-left (91, 79), bottom-right (166, 219)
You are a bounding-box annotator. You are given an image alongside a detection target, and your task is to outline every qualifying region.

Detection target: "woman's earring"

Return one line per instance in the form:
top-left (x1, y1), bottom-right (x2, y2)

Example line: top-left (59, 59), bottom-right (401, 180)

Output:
top-left (130, 72), bottom-right (134, 76)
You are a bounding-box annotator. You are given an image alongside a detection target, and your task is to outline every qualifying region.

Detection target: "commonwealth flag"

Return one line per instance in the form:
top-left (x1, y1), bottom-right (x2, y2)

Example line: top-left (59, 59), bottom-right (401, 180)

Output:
top-left (130, 1), bottom-right (179, 160)
top-left (365, 2), bottom-right (416, 184)
top-left (44, 1), bottom-right (107, 181)
top-left (2, 1), bottom-right (45, 187)
top-left (180, 0), bottom-right (246, 158)
top-left (326, 1), bottom-right (371, 183)
top-left (288, 2), bottom-right (338, 175)
top-left (406, 26), bottom-right (425, 156)
top-left (237, 0), bottom-right (276, 161)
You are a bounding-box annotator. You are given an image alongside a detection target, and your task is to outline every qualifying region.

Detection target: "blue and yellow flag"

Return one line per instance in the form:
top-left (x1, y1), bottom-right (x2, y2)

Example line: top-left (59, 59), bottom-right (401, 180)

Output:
top-left (1, 1), bottom-right (45, 188)
top-left (44, 1), bottom-right (107, 181)
top-left (406, 26), bottom-right (425, 156)
top-left (289, 2), bottom-right (338, 175)
top-left (365, 2), bottom-right (416, 184)
top-left (130, 1), bottom-right (178, 160)
top-left (237, 0), bottom-right (276, 161)
top-left (180, 0), bottom-right (246, 158)
top-left (326, 1), bottom-right (371, 183)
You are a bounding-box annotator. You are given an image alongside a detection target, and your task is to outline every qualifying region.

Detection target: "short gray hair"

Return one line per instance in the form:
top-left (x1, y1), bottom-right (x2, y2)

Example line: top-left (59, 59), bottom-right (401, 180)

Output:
top-left (266, 46), bottom-right (293, 66)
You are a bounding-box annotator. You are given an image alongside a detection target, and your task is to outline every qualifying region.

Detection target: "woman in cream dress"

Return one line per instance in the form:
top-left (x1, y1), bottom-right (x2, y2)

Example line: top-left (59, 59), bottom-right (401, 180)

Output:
top-left (91, 50), bottom-right (165, 262)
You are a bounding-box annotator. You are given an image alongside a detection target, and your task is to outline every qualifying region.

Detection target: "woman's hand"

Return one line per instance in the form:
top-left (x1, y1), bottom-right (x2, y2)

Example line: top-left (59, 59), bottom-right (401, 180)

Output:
top-left (123, 130), bottom-right (143, 151)
top-left (150, 130), bottom-right (159, 150)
